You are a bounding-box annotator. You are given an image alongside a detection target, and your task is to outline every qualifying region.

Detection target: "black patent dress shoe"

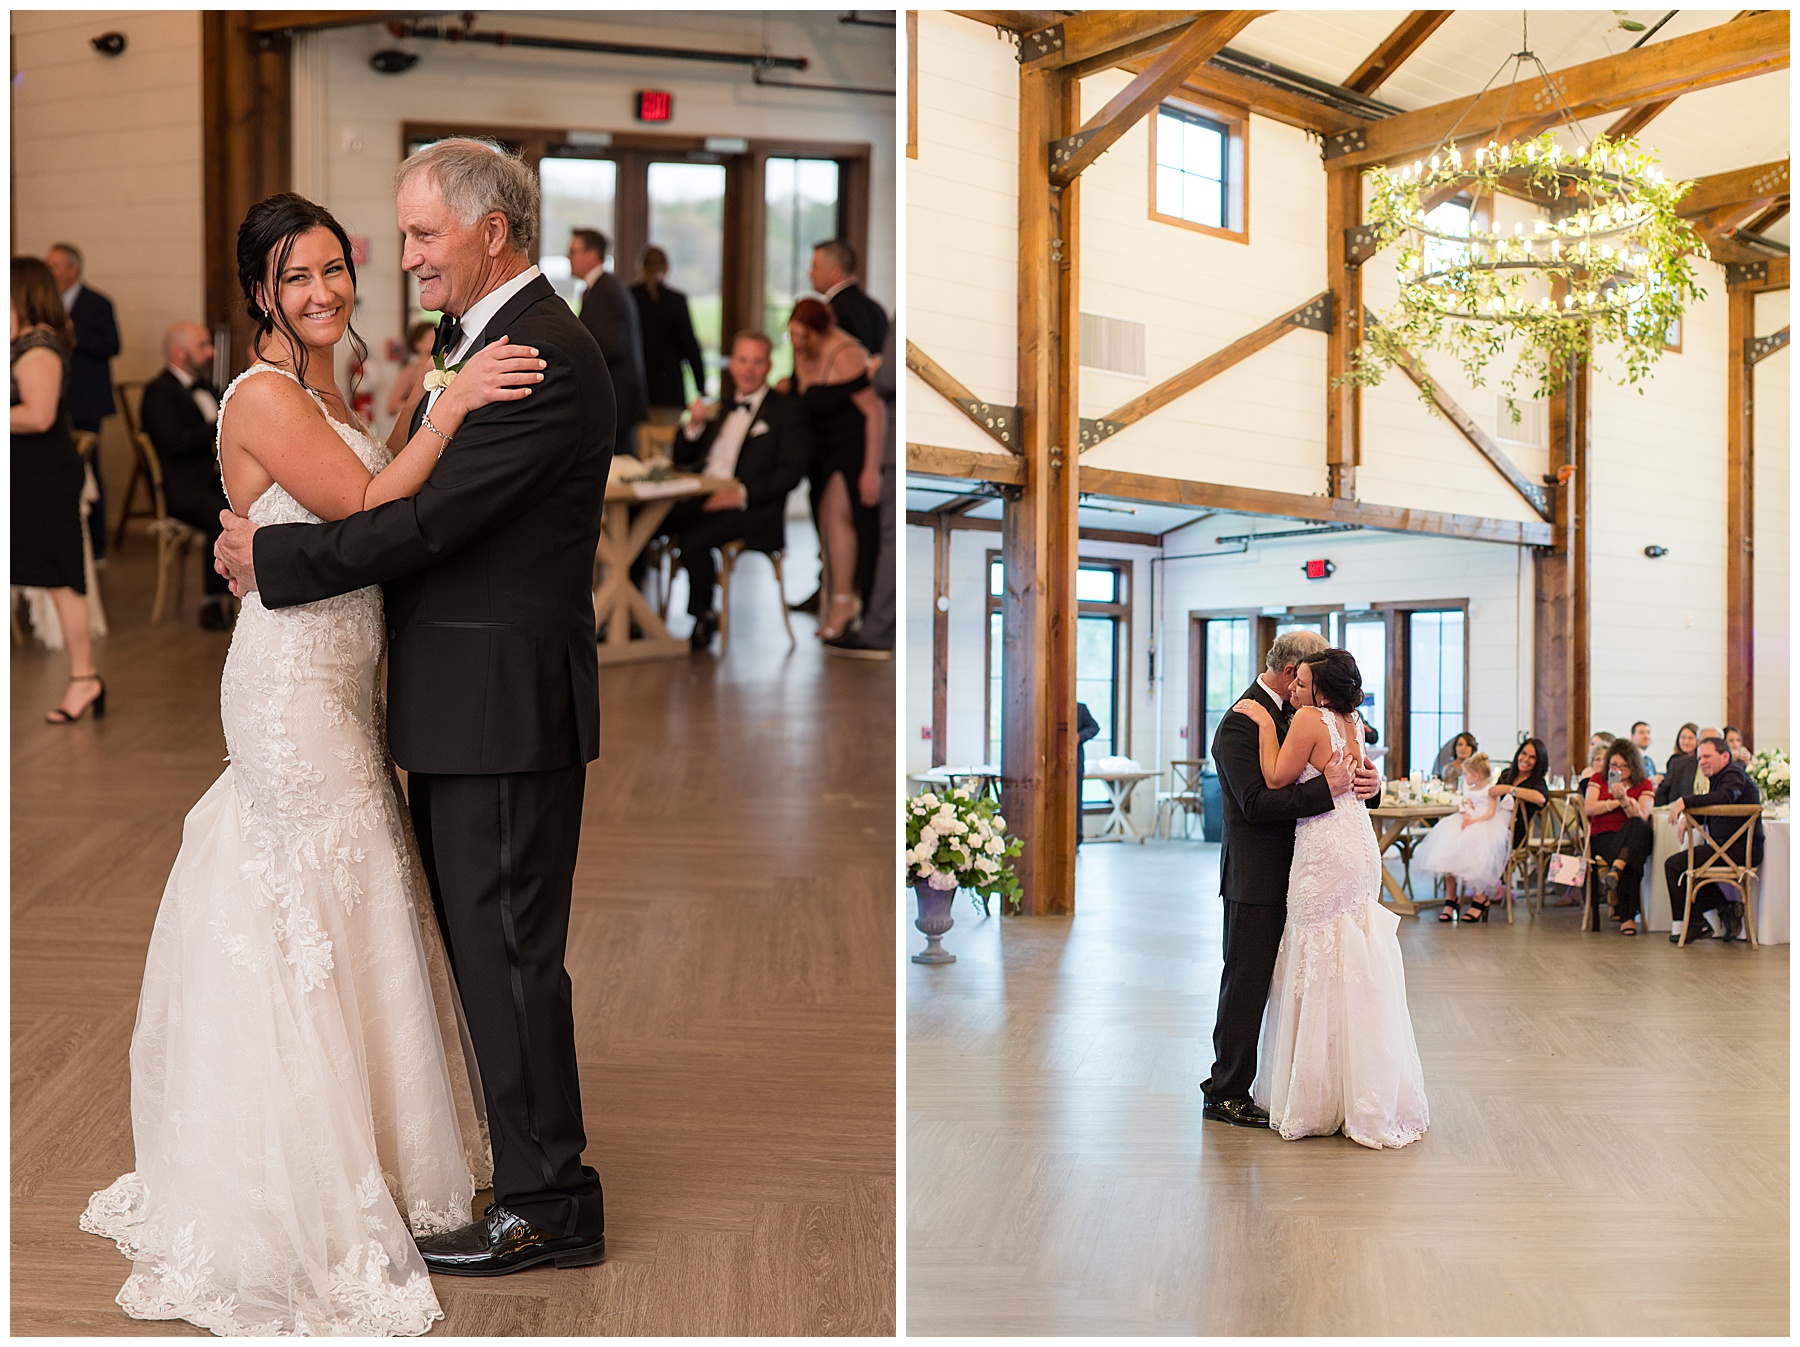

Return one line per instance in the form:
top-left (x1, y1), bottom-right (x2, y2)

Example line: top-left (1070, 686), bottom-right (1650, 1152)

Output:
top-left (1675, 921), bottom-right (1716, 945)
top-left (689, 610), bottom-right (719, 653)
top-left (1720, 901), bottom-right (1745, 941)
top-left (1201, 1097), bottom-right (1270, 1128)
top-left (416, 1204), bottom-right (605, 1277)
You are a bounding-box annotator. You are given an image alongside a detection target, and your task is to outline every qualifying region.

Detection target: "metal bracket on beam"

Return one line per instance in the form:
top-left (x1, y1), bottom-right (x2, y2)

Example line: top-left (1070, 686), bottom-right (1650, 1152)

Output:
top-left (1747, 330), bottom-right (1790, 364)
top-left (1078, 418), bottom-right (1124, 452)
top-left (1726, 261), bottom-right (1769, 287)
top-left (1322, 127), bottom-right (1370, 162)
top-left (1344, 226), bottom-right (1382, 267)
top-left (956, 399), bottom-right (1020, 449)
top-left (1049, 131), bottom-right (1092, 173)
top-left (1521, 482), bottom-right (1551, 517)
top-left (1018, 23), bottom-right (1064, 63)
top-left (1286, 293), bottom-right (1334, 333)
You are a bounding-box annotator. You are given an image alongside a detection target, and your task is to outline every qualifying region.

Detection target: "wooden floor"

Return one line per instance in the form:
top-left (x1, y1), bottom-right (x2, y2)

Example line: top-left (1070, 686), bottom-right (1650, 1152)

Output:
top-left (13, 525), bottom-right (896, 1335)
top-left (908, 841), bottom-right (1789, 1335)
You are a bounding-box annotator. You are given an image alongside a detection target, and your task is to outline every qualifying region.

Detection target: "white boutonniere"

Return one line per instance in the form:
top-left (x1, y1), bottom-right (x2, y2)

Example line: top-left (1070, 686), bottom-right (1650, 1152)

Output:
top-left (749, 420), bottom-right (770, 437)
top-left (423, 350), bottom-right (469, 393)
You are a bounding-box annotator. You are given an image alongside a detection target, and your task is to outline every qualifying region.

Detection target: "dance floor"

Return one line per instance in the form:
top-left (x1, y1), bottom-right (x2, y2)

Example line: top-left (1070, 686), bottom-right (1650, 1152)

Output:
top-left (12, 519), bottom-right (896, 1335)
top-left (907, 841), bottom-right (1788, 1335)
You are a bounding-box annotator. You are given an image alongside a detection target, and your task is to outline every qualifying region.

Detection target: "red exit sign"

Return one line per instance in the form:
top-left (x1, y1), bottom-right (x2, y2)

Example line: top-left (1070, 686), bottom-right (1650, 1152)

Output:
top-left (1302, 558), bottom-right (1336, 580)
top-left (636, 90), bottom-right (673, 122)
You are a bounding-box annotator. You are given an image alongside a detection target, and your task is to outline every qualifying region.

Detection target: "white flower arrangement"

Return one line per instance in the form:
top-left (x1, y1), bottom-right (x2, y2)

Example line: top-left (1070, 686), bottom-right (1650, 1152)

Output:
top-left (1747, 748), bottom-right (1790, 805)
top-left (905, 788), bottom-right (1022, 913)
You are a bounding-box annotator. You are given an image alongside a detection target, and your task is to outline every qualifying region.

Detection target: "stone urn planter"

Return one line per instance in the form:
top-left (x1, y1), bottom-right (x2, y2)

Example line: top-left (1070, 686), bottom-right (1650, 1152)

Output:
top-left (911, 881), bottom-right (957, 964)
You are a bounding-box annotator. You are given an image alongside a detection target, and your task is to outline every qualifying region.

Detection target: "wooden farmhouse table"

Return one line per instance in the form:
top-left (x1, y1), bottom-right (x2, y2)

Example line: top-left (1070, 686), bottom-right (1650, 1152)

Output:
top-left (1367, 802), bottom-right (1458, 915)
top-left (594, 473), bottom-right (736, 665)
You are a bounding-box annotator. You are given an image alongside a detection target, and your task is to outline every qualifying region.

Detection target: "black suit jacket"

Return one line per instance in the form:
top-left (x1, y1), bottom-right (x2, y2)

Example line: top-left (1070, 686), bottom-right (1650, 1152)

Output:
top-left (67, 284), bottom-right (120, 425)
top-left (827, 283), bottom-right (888, 357)
top-left (1655, 751), bottom-right (1699, 806)
top-left (253, 274), bottom-right (614, 776)
top-left (630, 282), bottom-right (706, 408)
top-left (139, 368), bottom-right (224, 515)
top-left (579, 271), bottom-right (648, 429)
top-left (1679, 761), bottom-right (1765, 866)
top-left (672, 388), bottom-right (811, 552)
top-left (1211, 681), bottom-right (1336, 907)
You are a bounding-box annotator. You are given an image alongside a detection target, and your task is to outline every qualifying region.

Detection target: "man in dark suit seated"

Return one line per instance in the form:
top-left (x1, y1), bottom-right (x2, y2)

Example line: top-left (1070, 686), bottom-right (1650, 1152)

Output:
top-left (662, 331), bottom-right (811, 653)
top-left (1665, 735), bottom-right (1766, 943)
top-left (140, 322), bottom-right (233, 629)
top-left (810, 240), bottom-right (888, 358)
top-left (46, 242), bottom-right (121, 560)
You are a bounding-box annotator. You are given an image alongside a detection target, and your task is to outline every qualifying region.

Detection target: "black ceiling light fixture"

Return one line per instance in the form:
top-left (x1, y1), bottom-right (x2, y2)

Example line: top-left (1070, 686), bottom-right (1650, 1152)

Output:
top-left (1644, 545), bottom-right (1669, 558)
top-left (369, 49), bottom-right (419, 75)
top-left (91, 32), bottom-right (127, 56)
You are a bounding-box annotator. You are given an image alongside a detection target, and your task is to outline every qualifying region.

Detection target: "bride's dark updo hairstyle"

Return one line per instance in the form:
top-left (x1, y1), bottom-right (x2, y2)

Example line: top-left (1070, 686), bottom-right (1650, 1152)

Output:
top-left (1302, 647), bottom-right (1364, 716)
top-left (236, 192), bottom-right (368, 399)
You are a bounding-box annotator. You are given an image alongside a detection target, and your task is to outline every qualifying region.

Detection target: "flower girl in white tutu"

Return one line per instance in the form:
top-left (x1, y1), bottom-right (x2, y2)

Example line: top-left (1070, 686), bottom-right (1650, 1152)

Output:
top-left (1414, 752), bottom-right (1514, 922)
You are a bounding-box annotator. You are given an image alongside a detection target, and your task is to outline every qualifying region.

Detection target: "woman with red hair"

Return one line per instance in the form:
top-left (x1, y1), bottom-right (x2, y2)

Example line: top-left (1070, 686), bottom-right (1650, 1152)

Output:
top-left (786, 297), bottom-right (884, 640)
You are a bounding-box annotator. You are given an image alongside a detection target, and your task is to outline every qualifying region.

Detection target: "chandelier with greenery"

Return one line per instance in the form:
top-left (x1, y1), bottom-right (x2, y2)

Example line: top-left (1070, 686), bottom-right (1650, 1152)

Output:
top-left (1345, 22), bottom-right (1708, 416)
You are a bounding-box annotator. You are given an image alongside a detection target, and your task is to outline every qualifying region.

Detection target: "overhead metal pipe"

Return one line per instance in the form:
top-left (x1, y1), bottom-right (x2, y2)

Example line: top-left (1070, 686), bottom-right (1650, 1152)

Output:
top-left (751, 65), bottom-right (895, 98)
top-left (1207, 48), bottom-right (1403, 120)
top-left (386, 18), bottom-right (809, 71)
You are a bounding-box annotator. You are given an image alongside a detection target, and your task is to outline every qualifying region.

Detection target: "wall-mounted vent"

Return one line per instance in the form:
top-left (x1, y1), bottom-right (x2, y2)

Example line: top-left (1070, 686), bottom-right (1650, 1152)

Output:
top-left (1495, 393), bottom-right (1547, 449)
top-left (1080, 311), bottom-right (1147, 378)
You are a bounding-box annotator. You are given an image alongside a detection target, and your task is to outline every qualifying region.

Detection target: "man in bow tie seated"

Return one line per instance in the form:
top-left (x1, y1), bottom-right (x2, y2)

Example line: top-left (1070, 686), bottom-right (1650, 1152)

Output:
top-left (660, 330), bottom-right (811, 653)
top-left (140, 321), bottom-right (233, 629)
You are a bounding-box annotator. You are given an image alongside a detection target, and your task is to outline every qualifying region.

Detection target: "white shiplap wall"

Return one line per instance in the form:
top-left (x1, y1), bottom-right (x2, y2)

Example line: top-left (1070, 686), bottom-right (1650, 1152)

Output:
top-left (295, 13), bottom-right (895, 416)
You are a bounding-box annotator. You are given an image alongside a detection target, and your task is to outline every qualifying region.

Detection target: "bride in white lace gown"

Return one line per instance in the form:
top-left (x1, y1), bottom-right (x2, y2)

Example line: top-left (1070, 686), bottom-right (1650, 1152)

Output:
top-left (81, 196), bottom-right (548, 1334)
top-left (1231, 648), bottom-right (1428, 1150)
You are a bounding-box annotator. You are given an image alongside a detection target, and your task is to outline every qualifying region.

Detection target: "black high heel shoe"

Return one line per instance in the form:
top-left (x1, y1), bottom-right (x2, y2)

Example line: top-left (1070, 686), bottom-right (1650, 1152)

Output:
top-left (46, 673), bottom-right (105, 724)
top-left (1437, 901), bottom-right (1457, 923)
top-left (1460, 896), bottom-right (1490, 923)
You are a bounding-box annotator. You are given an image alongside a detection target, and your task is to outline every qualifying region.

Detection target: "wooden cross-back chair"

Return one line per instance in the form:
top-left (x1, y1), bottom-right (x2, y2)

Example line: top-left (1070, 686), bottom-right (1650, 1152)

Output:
top-left (126, 432), bottom-right (204, 623)
top-left (1677, 805), bottom-right (1765, 947)
top-left (1154, 758), bottom-right (1206, 839)
top-left (110, 381), bottom-right (158, 553)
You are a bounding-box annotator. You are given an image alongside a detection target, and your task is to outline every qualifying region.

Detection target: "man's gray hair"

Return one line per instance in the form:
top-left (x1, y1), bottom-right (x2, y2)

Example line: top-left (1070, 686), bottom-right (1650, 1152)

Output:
top-left (1265, 629), bottom-right (1329, 673)
top-left (396, 138), bottom-right (539, 255)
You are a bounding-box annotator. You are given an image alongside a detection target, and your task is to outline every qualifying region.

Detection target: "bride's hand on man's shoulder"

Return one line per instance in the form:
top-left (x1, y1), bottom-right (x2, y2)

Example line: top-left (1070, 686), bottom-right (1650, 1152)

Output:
top-left (1230, 698), bottom-right (1268, 723)
top-left (442, 338), bottom-right (546, 413)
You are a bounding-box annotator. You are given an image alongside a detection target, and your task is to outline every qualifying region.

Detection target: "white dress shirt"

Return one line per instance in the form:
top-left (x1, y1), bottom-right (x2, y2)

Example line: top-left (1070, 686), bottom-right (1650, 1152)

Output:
top-left (426, 264), bottom-right (542, 411)
top-left (61, 281), bottom-right (82, 314)
top-left (1255, 674), bottom-right (1288, 713)
top-left (821, 278), bottom-right (850, 302)
top-left (684, 385), bottom-right (768, 485)
top-left (170, 363), bottom-right (218, 425)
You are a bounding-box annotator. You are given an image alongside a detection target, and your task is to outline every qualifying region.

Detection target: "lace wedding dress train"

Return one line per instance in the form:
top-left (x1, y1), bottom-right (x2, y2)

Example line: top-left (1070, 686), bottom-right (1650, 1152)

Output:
top-left (1253, 711), bottom-right (1429, 1150)
top-left (81, 365), bottom-right (492, 1335)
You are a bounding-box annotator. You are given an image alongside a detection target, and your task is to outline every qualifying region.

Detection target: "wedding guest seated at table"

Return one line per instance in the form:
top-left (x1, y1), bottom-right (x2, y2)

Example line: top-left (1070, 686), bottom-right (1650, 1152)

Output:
top-left (1430, 731), bottom-right (1477, 780)
top-left (140, 321), bottom-right (232, 630)
top-left (1724, 725), bottom-right (1753, 765)
top-left (1631, 721), bottom-right (1660, 781)
top-left (1666, 735), bottom-right (1765, 943)
top-left (1588, 738), bottom-right (1656, 936)
top-left (1415, 752), bottom-right (1513, 923)
top-left (1655, 722), bottom-right (1702, 805)
top-left (1488, 736), bottom-right (1549, 849)
top-left (659, 330), bottom-right (810, 653)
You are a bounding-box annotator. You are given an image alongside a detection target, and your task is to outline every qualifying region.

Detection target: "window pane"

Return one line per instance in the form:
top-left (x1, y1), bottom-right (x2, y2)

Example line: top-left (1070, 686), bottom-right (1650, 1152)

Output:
top-left (1203, 616), bottom-right (1251, 753)
top-left (1408, 610), bottom-right (1465, 775)
top-left (1191, 175), bottom-right (1223, 229)
top-left (1190, 122), bottom-right (1223, 180)
top-left (647, 162), bottom-right (726, 393)
top-left (1077, 614), bottom-right (1118, 805)
top-left (989, 610), bottom-right (1004, 767)
top-left (1075, 566), bottom-right (1117, 603)
top-left (1155, 112), bottom-right (1183, 168)
top-left (1156, 165), bottom-right (1184, 218)
top-left (1343, 619), bottom-right (1386, 748)
top-left (538, 158), bottom-right (619, 310)
top-left (989, 559), bottom-right (1004, 597)
top-left (764, 156), bottom-right (841, 383)
top-left (1422, 199), bottom-right (1472, 275)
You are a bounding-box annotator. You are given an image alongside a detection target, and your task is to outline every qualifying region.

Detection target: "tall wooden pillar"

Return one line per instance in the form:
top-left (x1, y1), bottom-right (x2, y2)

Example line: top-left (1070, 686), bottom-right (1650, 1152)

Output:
top-left (931, 516), bottom-right (950, 768)
top-left (1000, 62), bottom-right (1081, 916)
top-left (1324, 167), bottom-right (1362, 499)
top-left (1535, 352), bottom-right (1590, 774)
top-left (1724, 282), bottom-right (1755, 743)
top-left (203, 13), bottom-right (293, 373)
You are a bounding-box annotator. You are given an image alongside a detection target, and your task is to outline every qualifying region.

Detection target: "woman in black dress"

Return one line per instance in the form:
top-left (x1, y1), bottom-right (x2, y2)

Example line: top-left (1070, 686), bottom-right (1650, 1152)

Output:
top-left (12, 255), bottom-right (104, 722)
top-left (786, 298), bottom-right (883, 640)
top-left (631, 246), bottom-right (707, 422)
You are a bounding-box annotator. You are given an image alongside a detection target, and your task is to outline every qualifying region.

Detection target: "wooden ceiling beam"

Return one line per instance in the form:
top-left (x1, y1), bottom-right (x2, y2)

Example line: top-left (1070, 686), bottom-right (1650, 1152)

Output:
top-left (1678, 158), bottom-right (1790, 217)
top-left (1138, 63), bottom-right (1365, 136)
top-left (1024, 11), bottom-right (1205, 71)
top-left (906, 340), bottom-right (1022, 453)
top-left (1605, 97), bottom-right (1677, 141)
top-left (907, 442), bottom-right (1028, 486)
top-left (1326, 11), bottom-right (1788, 171)
top-left (948, 11), bottom-right (1061, 35)
top-left (244, 11), bottom-right (391, 34)
top-left (1343, 11), bottom-right (1452, 95)
top-left (1050, 13), bottom-right (1264, 186)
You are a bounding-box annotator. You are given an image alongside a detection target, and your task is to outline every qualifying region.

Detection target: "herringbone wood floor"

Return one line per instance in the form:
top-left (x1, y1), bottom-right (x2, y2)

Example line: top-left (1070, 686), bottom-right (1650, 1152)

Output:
top-left (908, 842), bottom-right (1788, 1335)
top-left (13, 523), bottom-right (896, 1335)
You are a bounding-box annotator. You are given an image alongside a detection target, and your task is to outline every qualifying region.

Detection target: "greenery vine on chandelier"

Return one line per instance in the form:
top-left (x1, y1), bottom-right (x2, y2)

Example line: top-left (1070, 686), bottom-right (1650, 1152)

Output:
top-left (1342, 130), bottom-right (1710, 420)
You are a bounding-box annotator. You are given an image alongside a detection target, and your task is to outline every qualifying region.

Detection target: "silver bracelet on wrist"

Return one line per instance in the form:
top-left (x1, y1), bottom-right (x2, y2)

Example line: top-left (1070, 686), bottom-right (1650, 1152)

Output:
top-left (421, 409), bottom-right (452, 446)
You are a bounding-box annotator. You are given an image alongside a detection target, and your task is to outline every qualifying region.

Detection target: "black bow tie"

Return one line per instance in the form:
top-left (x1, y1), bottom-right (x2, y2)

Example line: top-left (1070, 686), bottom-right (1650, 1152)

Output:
top-left (432, 316), bottom-right (463, 359)
top-left (732, 396), bottom-right (757, 411)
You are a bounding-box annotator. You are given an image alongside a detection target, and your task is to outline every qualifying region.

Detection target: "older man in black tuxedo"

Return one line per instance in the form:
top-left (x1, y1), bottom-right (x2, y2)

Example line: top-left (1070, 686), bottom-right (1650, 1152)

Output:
top-left (140, 322), bottom-right (232, 629)
top-left (1666, 735), bottom-right (1765, 943)
top-left (663, 331), bottom-right (811, 652)
top-left (46, 242), bottom-right (120, 559)
top-left (1202, 630), bottom-right (1380, 1127)
top-left (217, 138), bottom-right (612, 1274)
